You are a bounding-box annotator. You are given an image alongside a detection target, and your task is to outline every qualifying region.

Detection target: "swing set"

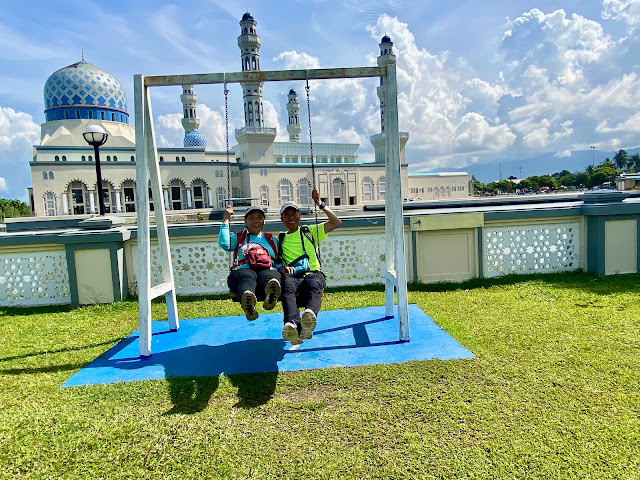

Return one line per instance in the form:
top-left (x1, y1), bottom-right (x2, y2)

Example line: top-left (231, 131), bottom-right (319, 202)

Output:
top-left (134, 65), bottom-right (409, 357)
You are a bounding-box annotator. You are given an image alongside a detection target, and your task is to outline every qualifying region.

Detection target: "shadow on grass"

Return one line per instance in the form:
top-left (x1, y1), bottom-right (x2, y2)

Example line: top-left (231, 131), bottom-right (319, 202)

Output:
top-left (0, 338), bottom-right (123, 363)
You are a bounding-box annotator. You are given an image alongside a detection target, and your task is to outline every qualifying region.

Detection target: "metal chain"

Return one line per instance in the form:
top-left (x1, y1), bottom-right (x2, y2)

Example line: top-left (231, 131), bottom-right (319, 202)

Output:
top-left (224, 83), bottom-right (232, 269)
top-left (305, 78), bottom-right (321, 267)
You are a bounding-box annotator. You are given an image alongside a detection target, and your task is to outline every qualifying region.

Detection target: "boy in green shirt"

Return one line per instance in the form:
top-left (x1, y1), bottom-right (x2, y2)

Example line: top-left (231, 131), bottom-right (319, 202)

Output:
top-left (277, 189), bottom-right (342, 344)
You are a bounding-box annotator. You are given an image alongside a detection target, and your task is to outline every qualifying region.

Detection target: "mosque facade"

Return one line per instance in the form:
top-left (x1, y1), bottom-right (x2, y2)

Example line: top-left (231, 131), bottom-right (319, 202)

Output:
top-left (28, 13), bottom-right (471, 217)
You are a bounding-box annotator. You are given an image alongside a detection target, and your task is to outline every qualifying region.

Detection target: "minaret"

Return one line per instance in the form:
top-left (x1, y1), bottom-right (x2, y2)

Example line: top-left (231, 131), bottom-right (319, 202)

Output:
top-left (238, 12), bottom-right (264, 128)
top-left (286, 89), bottom-right (301, 142)
top-left (181, 84), bottom-right (199, 134)
top-left (377, 35), bottom-right (395, 134)
top-left (370, 35), bottom-right (408, 164)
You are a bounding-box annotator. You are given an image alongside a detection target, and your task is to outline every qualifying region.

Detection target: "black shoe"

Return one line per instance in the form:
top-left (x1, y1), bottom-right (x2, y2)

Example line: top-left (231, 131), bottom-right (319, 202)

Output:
top-left (300, 309), bottom-right (317, 339)
top-left (263, 278), bottom-right (281, 310)
top-left (240, 290), bottom-right (259, 321)
top-left (282, 322), bottom-right (302, 345)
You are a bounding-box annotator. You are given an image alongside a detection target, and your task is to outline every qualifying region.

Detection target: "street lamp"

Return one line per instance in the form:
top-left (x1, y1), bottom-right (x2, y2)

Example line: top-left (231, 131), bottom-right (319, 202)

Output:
top-left (83, 125), bottom-right (108, 215)
top-left (591, 145), bottom-right (597, 167)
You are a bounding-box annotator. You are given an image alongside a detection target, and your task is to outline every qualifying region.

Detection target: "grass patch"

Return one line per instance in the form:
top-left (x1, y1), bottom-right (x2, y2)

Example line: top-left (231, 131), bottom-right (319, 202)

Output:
top-left (1, 271), bottom-right (639, 479)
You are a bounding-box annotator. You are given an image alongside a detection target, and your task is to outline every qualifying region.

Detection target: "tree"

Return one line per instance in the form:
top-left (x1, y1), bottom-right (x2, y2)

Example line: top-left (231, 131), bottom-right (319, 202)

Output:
top-left (471, 176), bottom-right (485, 195)
top-left (0, 198), bottom-right (30, 220)
top-left (591, 165), bottom-right (618, 188)
top-left (628, 153), bottom-right (640, 172)
top-left (614, 149), bottom-right (629, 170)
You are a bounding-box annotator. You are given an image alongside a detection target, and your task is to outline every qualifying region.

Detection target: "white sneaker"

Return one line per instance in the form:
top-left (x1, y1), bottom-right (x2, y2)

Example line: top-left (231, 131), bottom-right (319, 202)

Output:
top-left (240, 290), bottom-right (259, 321)
top-left (300, 309), bottom-right (317, 340)
top-left (282, 322), bottom-right (302, 345)
top-left (263, 278), bottom-right (281, 310)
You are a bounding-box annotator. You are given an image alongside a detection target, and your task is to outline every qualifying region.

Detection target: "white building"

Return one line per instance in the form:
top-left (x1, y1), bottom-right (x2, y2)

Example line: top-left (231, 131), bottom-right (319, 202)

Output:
top-left (29, 13), bottom-right (469, 217)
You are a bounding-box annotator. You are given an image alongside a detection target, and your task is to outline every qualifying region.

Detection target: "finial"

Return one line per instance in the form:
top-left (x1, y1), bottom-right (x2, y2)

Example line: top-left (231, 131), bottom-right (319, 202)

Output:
top-left (81, 48), bottom-right (84, 61)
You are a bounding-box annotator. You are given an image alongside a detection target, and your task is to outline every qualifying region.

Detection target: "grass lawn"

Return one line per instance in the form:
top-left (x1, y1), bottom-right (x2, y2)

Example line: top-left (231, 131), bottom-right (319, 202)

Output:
top-left (1, 271), bottom-right (639, 479)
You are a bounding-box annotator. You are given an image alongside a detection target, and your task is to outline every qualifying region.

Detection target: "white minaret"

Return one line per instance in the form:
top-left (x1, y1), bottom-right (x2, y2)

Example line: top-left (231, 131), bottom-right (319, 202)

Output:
top-left (180, 84), bottom-right (199, 134)
top-left (238, 12), bottom-right (264, 128)
top-left (286, 89), bottom-right (301, 142)
top-left (377, 35), bottom-right (395, 134)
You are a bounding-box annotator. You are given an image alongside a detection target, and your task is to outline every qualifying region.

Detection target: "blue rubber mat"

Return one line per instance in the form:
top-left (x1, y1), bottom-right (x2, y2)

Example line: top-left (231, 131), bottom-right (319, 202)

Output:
top-left (64, 304), bottom-right (474, 386)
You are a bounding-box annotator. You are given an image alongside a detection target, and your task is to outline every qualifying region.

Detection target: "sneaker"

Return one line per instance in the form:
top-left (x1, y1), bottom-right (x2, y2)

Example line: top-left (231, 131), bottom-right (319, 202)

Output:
top-left (282, 322), bottom-right (303, 345)
top-left (240, 290), bottom-right (259, 321)
top-left (300, 309), bottom-right (317, 340)
top-left (263, 278), bottom-right (281, 310)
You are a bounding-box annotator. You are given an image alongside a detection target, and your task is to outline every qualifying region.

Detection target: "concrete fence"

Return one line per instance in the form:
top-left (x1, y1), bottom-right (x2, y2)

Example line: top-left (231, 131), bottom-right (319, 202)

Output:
top-left (1, 190), bottom-right (639, 307)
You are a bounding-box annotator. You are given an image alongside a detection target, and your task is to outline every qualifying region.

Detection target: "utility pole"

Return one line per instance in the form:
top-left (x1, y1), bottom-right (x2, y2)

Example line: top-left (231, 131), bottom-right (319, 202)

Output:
top-left (519, 166), bottom-right (522, 179)
top-left (591, 145), bottom-right (597, 166)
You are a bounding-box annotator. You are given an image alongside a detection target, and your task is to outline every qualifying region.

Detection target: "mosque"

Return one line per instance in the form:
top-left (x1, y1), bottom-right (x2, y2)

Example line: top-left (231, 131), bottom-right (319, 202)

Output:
top-left (28, 13), bottom-right (471, 217)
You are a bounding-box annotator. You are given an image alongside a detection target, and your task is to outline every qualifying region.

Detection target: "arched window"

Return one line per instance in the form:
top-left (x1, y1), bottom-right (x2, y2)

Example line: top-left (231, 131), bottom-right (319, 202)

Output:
top-left (69, 181), bottom-right (88, 215)
top-left (99, 180), bottom-right (114, 213)
top-left (277, 179), bottom-right (293, 205)
top-left (131, 156), bottom-right (135, 162)
top-left (254, 101), bottom-right (260, 124)
top-left (55, 155), bottom-right (60, 162)
top-left (44, 192), bottom-right (57, 216)
top-left (106, 156), bottom-right (111, 162)
top-left (297, 178), bottom-right (311, 206)
top-left (245, 58), bottom-right (250, 71)
top-left (259, 185), bottom-right (269, 206)
top-left (42, 171), bottom-right (48, 180)
top-left (88, 155), bottom-right (92, 162)
top-left (377, 176), bottom-right (386, 200)
top-left (332, 178), bottom-right (344, 206)
top-left (216, 186), bottom-right (226, 208)
top-left (252, 57), bottom-right (257, 70)
top-left (113, 155), bottom-right (117, 162)
top-left (122, 180), bottom-right (136, 212)
top-left (159, 156), bottom-right (163, 162)
top-left (181, 157), bottom-right (185, 162)
top-left (81, 155), bottom-right (86, 161)
top-left (191, 179), bottom-right (208, 209)
top-left (48, 171), bottom-right (54, 180)
top-left (176, 156), bottom-right (180, 162)
top-left (362, 176), bottom-right (373, 202)
top-left (62, 156), bottom-right (66, 162)
top-left (170, 179), bottom-right (186, 210)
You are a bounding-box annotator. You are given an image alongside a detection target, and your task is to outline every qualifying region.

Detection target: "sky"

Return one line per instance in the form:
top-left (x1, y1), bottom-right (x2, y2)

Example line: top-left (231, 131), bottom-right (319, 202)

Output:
top-left (1, 0), bottom-right (640, 200)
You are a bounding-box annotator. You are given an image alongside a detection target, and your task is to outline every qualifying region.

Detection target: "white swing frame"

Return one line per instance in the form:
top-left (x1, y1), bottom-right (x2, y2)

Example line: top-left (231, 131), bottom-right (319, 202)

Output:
top-left (134, 65), bottom-right (409, 357)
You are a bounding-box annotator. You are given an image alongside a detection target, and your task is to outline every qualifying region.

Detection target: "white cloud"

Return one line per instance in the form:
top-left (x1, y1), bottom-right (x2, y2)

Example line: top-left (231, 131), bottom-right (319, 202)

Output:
top-left (602, 0), bottom-right (640, 27)
top-left (0, 177), bottom-right (7, 193)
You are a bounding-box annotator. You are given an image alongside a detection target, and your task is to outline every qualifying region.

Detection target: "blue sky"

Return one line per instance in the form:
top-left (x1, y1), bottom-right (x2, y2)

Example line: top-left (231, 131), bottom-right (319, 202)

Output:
top-left (1, 0), bottom-right (640, 200)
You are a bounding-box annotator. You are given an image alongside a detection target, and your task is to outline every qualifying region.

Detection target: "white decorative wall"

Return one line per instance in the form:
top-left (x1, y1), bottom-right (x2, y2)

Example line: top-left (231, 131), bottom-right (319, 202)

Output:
top-left (0, 248), bottom-right (71, 306)
top-left (483, 222), bottom-right (580, 277)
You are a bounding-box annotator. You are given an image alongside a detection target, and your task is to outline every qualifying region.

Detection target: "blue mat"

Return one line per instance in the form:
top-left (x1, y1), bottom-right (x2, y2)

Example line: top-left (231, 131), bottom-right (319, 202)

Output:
top-left (64, 304), bottom-right (474, 386)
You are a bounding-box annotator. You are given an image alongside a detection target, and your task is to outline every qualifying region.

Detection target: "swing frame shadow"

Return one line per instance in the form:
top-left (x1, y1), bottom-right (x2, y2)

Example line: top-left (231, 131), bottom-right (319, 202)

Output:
top-left (133, 65), bottom-right (409, 357)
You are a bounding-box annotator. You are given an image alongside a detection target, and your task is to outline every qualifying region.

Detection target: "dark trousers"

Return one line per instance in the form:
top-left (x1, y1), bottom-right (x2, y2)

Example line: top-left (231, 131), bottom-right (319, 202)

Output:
top-left (281, 271), bottom-right (326, 324)
top-left (227, 268), bottom-right (280, 301)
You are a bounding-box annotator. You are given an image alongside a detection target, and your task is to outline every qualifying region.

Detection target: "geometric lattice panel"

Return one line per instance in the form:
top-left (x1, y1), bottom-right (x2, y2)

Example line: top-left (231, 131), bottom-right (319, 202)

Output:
top-left (134, 229), bottom-right (389, 296)
top-left (320, 230), bottom-right (387, 286)
top-left (0, 249), bottom-right (71, 306)
top-left (484, 222), bottom-right (580, 278)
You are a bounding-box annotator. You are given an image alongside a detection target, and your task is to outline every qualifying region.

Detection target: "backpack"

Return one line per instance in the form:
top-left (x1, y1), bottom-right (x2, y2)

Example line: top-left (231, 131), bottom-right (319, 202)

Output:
top-left (276, 225), bottom-right (322, 270)
top-left (232, 229), bottom-right (277, 272)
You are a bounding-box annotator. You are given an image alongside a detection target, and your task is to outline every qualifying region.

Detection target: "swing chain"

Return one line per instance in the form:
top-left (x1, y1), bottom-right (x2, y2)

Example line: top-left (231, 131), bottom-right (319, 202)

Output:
top-left (224, 81), bottom-right (233, 268)
top-left (305, 77), bottom-right (322, 266)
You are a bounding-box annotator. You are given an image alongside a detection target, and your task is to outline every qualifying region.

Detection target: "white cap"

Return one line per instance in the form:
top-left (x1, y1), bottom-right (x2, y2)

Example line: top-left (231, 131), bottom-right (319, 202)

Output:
top-left (244, 206), bottom-right (266, 218)
top-left (280, 201), bottom-right (300, 214)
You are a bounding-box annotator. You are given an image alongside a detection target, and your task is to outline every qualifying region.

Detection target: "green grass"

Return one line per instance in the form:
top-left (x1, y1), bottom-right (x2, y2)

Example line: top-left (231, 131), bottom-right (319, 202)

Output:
top-left (1, 272), bottom-right (639, 479)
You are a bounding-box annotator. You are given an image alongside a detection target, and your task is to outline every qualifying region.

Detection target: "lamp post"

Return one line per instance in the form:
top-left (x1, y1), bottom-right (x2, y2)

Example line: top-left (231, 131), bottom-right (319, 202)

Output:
top-left (83, 125), bottom-right (108, 215)
top-left (591, 145), bottom-right (597, 167)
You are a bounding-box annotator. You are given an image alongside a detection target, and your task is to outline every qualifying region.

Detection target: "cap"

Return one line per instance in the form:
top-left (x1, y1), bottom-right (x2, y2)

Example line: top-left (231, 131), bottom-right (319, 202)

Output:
top-left (280, 201), bottom-right (300, 214)
top-left (244, 206), bottom-right (266, 218)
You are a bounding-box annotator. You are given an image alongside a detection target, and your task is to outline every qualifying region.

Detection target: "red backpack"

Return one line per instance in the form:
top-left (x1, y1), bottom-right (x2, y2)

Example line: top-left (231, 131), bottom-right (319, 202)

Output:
top-left (232, 229), bottom-right (277, 271)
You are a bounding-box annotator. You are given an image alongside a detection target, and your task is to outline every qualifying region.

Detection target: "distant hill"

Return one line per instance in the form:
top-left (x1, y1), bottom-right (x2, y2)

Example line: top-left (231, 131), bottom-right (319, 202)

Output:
top-left (427, 147), bottom-right (640, 183)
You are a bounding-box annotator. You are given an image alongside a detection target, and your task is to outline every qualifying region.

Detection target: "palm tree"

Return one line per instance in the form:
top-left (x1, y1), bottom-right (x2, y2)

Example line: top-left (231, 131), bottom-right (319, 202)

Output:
top-left (614, 149), bottom-right (629, 170)
top-left (629, 153), bottom-right (640, 172)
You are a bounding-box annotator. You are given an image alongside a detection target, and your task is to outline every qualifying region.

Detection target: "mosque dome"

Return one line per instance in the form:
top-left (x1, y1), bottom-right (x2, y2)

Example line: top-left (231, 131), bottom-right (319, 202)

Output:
top-left (381, 35), bottom-right (392, 43)
top-left (43, 60), bottom-right (129, 124)
top-left (184, 130), bottom-right (207, 147)
top-left (241, 13), bottom-right (254, 21)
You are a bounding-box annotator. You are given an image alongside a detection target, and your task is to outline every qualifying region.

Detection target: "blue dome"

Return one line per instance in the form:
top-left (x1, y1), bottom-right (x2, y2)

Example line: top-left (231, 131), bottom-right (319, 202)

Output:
top-left (184, 130), bottom-right (207, 147)
top-left (241, 12), bottom-right (254, 21)
top-left (43, 60), bottom-right (129, 123)
top-left (381, 35), bottom-right (392, 43)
